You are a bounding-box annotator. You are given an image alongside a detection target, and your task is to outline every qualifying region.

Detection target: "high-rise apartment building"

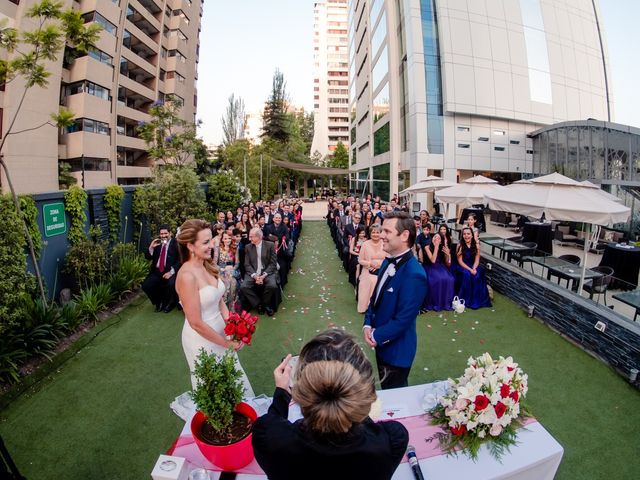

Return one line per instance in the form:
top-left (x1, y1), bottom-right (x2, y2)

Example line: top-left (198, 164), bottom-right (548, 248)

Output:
top-left (311, 0), bottom-right (350, 159)
top-left (0, 0), bottom-right (202, 194)
top-left (348, 0), bottom-right (612, 201)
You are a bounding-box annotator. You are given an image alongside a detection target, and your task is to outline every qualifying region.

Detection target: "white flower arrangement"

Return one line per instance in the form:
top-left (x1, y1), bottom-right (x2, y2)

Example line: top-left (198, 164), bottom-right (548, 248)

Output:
top-left (428, 352), bottom-right (530, 461)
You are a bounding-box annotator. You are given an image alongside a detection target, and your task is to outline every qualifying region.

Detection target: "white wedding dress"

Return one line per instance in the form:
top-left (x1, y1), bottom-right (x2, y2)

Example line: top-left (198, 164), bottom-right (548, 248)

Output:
top-left (181, 283), bottom-right (254, 398)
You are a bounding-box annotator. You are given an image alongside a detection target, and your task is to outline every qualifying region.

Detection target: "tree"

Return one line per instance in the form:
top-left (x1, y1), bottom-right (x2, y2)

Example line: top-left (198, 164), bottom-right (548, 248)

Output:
top-left (221, 94), bottom-right (246, 146)
top-left (137, 95), bottom-right (201, 167)
top-left (206, 170), bottom-right (245, 213)
top-left (193, 138), bottom-right (216, 177)
top-left (297, 109), bottom-right (315, 156)
top-left (0, 0), bottom-right (101, 304)
top-left (330, 141), bottom-right (349, 169)
top-left (261, 69), bottom-right (290, 143)
top-left (133, 167), bottom-right (209, 235)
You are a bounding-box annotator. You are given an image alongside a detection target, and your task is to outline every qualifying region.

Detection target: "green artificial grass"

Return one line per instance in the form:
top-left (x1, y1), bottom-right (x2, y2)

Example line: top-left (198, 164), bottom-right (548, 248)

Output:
top-left (1, 221), bottom-right (639, 479)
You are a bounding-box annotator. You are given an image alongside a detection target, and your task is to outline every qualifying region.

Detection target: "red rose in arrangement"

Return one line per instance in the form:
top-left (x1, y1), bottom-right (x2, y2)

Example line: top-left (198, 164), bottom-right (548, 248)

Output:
top-left (494, 401), bottom-right (507, 419)
top-left (474, 395), bottom-right (490, 411)
top-left (225, 311), bottom-right (259, 345)
top-left (510, 390), bottom-right (519, 402)
top-left (450, 425), bottom-right (467, 436)
top-left (500, 383), bottom-right (510, 399)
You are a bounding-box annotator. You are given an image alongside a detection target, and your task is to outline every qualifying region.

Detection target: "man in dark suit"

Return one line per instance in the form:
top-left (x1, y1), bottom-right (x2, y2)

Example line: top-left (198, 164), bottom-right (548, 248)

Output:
top-left (240, 227), bottom-right (279, 316)
top-left (363, 211), bottom-right (428, 389)
top-left (263, 205), bottom-right (273, 225)
top-left (142, 224), bottom-right (181, 313)
top-left (266, 213), bottom-right (291, 287)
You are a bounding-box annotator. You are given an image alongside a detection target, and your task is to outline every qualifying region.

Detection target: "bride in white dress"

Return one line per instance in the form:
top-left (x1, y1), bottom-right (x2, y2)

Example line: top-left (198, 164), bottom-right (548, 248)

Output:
top-left (175, 219), bottom-right (254, 397)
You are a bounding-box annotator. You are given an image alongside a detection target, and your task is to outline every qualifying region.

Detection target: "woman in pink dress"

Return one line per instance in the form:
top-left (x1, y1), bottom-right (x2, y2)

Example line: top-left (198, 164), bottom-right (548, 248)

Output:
top-left (357, 224), bottom-right (386, 313)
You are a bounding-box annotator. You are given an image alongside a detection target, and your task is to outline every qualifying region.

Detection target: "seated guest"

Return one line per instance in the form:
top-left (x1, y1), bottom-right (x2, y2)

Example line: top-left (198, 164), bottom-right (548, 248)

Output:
top-left (142, 224), bottom-right (181, 312)
top-left (213, 231), bottom-right (240, 311)
top-left (211, 222), bottom-right (225, 249)
top-left (416, 223), bottom-right (432, 251)
top-left (252, 329), bottom-right (409, 480)
top-left (240, 227), bottom-right (278, 316)
top-left (348, 226), bottom-right (367, 287)
top-left (225, 210), bottom-right (235, 228)
top-left (357, 224), bottom-right (385, 313)
top-left (455, 227), bottom-right (491, 309)
top-left (437, 224), bottom-right (453, 249)
top-left (422, 233), bottom-right (454, 311)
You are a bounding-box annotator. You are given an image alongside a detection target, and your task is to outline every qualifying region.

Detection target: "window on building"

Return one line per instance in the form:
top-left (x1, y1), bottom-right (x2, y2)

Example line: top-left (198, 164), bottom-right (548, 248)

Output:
top-left (493, 130), bottom-right (505, 136)
top-left (478, 136), bottom-right (489, 142)
top-left (88, 48), bottom-right (113, 66)
top-left (457, 143), bottom-right (470, 149)
top-left (374, 122), bottom-right (390, 156)
top-left (510, 140), bottom-right (520, 145)
top-left (82, 11), bottom-right (116, 35)
top-left (494, 146), bottom-right (506, 151)
top-left (457, 126), bottom-right (470, 132)
top-left (62, 81), bottom-right (110, 101)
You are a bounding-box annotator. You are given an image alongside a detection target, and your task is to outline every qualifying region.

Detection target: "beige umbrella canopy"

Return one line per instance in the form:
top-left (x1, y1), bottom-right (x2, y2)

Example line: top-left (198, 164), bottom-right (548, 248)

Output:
top-left (435, 175), bottom-right (504, 208)
top-left (399, 175), bottom-right (455, 195)
top-left (484, 172), bottom-right (631, 290)
top-left (579, 180), bottom-right (624, 203)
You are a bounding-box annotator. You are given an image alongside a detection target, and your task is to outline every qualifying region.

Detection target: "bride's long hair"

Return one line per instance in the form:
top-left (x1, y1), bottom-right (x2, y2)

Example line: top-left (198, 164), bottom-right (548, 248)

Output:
top-left (176, 219), bottom-right (219, 279)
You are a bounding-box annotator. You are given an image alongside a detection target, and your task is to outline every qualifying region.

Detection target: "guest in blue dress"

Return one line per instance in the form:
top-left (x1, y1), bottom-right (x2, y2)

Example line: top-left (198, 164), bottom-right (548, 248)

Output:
top-left (422, 232), bottom-right (455, 311)
top-left (455, 227), bottom-right (492, 309)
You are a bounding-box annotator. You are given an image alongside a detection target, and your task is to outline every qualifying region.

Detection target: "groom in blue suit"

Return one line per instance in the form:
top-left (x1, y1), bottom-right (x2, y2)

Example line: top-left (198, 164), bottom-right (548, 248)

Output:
top-left (363, 211), bottom-right (428, 389)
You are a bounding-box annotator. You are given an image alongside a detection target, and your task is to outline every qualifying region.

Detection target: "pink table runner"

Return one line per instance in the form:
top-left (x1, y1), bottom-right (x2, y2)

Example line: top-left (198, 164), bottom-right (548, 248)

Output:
top-left (167, 414), bottom-right (538, 475)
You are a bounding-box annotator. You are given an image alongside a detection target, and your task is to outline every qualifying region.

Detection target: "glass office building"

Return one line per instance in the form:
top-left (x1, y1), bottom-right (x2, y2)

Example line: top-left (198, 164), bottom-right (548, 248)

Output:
top-left (348, 0), bottom-right (612, 204)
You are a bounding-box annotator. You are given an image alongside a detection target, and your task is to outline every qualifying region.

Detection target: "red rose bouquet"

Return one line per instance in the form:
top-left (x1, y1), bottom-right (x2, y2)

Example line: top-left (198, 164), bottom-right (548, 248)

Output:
top-left (224, 310), bottom-right (259, 345)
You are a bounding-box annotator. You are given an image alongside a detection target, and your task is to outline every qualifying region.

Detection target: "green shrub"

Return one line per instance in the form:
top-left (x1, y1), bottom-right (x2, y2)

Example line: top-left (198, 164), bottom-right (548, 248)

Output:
top-left (93, 283), bottom-right (114, 309)
top-left (64, 185), bottom-right (88, 245)
top-left (59, 300), bottom-right (82, 332)
top-left (0, 194), bottom-right (38, 333)
top-left (190, 349), bottom-right (244, 433)
top-left (75, 287), bottom-right (102, 322)
top-left (109, 242), bottom-right (149, 295)
top-left (205, 170), bottom-right (244, 214)
top-left (104, 185), bottom-right (125, 244)
top-left (133, 167), bottom-right (209, 235)
top-left (19, 296), bottom-right (62, 360)
top-left (64, 238), bottom-right (109, 291)
top-left (0, 329), bottom-right (28, 383)
top-left (19, 195), bottom-right (42, 258)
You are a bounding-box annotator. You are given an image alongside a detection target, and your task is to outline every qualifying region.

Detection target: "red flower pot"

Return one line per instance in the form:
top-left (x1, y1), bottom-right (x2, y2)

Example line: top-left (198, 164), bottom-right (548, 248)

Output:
top-left (190, 402), bottom-right (257, 471)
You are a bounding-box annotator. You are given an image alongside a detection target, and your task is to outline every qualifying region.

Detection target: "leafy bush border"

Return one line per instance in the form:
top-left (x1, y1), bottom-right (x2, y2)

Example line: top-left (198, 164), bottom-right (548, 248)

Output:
top-left (104, 185), bottom-right (125, 245)
top-left (64, 185), bottom-right (87, 245)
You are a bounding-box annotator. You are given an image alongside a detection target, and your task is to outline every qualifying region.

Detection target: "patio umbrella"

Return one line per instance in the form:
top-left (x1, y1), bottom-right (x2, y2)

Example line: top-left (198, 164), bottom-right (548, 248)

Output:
top-left (435, 175), bottom-right (504, 207)
top-left (399, 175), bottom-right (455, 195)
top-left (579, 180), bottom-right (624, 203)
top-left (484, 172), bottom-right (631, 291)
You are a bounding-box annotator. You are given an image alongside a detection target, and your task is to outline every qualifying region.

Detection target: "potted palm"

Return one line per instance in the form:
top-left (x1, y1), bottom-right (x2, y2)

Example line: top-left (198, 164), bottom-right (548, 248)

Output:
top-left (189, 349), bottom-right (257, 470)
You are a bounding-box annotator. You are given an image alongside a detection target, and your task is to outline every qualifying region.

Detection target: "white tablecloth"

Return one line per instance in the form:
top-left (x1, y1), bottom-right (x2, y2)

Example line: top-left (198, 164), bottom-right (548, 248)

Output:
top-left (162, 383), bottom-right (564, 480)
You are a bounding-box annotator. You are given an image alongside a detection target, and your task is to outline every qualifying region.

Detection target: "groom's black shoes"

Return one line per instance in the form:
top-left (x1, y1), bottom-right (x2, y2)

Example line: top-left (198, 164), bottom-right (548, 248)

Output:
top-left (257, 304), bottom-right (265, 314)
top-left (154, 303), bottom-right (163, 312)
top-left (265, 306), bottom-right (274, 316)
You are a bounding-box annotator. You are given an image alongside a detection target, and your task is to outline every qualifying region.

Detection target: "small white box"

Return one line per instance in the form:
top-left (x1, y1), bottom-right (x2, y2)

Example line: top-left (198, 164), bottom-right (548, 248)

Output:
top-left (151, 455), bottom-right (188, 480)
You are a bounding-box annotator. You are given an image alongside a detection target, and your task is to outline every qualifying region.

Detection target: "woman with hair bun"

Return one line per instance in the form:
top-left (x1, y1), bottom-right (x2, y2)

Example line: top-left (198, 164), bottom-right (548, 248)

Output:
top-left (252, 329), bottom-right (408, 480)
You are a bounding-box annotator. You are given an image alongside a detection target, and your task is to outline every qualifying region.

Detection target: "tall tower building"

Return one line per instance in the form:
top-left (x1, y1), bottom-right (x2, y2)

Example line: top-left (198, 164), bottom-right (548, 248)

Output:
top-left (348, 0), bottom-right (612, 201)
top-left (311, 0), bottom-right (350, 160)
top-left (0, 0), bottom-right (202, 194)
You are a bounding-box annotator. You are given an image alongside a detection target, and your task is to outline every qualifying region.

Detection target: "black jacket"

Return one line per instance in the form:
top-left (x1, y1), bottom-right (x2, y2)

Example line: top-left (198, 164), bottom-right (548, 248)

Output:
top-left (146, 238), bottom-right (180, 275)
top-left (252, 388), bottom-right (408, 480)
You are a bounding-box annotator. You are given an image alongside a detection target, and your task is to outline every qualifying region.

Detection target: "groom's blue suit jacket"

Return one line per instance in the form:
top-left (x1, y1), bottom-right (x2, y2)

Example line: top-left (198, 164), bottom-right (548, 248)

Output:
top-left (363, 255), bottom-right (428, 369)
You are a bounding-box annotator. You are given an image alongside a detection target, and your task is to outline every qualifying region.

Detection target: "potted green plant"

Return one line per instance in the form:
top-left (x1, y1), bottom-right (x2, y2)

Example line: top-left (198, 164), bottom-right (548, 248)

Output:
top-left (189, 349), bottom-right (257, 470)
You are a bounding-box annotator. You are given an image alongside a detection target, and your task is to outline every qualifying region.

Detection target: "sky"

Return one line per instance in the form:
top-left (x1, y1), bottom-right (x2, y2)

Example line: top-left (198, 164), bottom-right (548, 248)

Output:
top-left (197, 0), bottom-right (640, 146)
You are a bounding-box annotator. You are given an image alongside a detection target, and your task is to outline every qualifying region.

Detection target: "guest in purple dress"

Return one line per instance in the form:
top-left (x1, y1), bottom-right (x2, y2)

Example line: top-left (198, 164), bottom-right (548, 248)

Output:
top-left (455, 227), bottom-right (492, 309)
top-left (421, 233), bottom-right (455, 311)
